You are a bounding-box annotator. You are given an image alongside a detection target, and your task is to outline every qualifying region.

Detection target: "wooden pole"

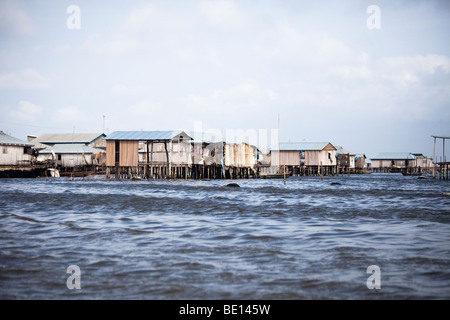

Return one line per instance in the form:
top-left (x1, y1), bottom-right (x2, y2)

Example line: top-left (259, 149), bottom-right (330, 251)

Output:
top-left (146, 141), bottom-right (150, 179)
top-left (444, 138), bottom-right (446, 163)
top-left (164, 141), bottom-right (170, 179)
top-left (433, 136), bottom-right (436, 179)
top-left (150, 141), bottom-right (154, 179)
top-left (320, 161), bottom-right (323, 180)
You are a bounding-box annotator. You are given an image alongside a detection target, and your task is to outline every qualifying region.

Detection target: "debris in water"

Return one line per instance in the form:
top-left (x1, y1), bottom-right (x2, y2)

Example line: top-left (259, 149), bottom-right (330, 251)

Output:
top-left (225, 183), bottom-right (240, 188)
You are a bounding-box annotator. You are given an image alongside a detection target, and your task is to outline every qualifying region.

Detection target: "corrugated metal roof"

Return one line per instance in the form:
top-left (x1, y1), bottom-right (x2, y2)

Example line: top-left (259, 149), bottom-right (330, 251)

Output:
top-left (105, 131), bottom-right (192, 141)
top-left (188, 132), bottom-right (225, 143)
top-left (39, 144), bottom-right (105, 154)
top-left (371, 152), bottom-right (416, 160)
top-left (279, 142), bottom-right (334, 151)
top-left (335, 146), bottom-right (354, 155)
top-left (33, 133), bottom-right (105, 144)
top-left (0, 133), bottom-right (33, 146)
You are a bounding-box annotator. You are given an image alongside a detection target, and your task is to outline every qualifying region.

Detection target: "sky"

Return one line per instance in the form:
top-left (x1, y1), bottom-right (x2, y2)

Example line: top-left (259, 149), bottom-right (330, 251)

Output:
top-left (0, 0), bottom-right (449, 159)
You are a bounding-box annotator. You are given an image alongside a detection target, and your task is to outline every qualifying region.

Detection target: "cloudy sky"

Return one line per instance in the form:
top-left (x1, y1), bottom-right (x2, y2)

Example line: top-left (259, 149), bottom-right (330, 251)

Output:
top-left (1, 0), bottom-right (449, 158)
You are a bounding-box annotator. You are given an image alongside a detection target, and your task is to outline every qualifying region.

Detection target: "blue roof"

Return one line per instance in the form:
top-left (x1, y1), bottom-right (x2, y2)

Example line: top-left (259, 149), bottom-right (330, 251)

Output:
top-left (105, 131), bottom-right (192, 141)
top-left (371, 152), bottom-right (416, 160)
top-left (279, 142), bottom-right (335, 151)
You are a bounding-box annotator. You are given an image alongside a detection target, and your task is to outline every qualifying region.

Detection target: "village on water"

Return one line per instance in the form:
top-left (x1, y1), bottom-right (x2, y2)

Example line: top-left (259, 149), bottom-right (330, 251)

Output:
top-left (0, 129), bottom-right (449, 180)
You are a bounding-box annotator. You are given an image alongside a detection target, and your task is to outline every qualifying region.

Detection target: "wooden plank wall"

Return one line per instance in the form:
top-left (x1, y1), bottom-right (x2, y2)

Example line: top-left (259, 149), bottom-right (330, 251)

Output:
top-left (0, 145), bottom-right (32, 165)
top-left (119, 140), bottom-right (138, 167)
top-left (305, 150), bottom-right (319, 166)
top-left (106, 140), bottom-right (115, 167)
top-left (224, 143), bottom-right (257, 168)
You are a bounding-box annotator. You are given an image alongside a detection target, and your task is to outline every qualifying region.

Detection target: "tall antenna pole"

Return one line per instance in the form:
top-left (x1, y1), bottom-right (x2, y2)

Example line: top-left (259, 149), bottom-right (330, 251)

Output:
top-left (103, 115), bottom-right (106, 133)
top-left (278, 113), bottom-right (280, 166)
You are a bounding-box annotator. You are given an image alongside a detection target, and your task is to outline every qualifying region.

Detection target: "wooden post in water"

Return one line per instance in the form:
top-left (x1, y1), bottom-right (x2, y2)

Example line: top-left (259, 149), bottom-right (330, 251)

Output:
top-left (444, 138), bottom-right (446, 164)
top-left (283, 165), bottom-right (286, 185)
top-left (146, 141), bottom-right (150, 179)
top-left (150, 142), bottom-right (154, 179)
top-left (164, 142), bottom-right (170, 179)
top-left (433, 136), bottom-right (437, 179)
top-left (320, 161), bottom-right (323, 180)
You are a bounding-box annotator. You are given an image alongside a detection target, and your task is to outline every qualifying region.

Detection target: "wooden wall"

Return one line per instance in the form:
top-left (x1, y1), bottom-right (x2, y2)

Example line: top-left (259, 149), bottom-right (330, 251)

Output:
top-left (119, 141), bottom-right (138, 167)
top-left (106, 140), bottom-right (138, 167)
top-left (106, 140), bottom-right (115, 167)
top-left (0, 145), bottom-right (32, 165)
top-left (270, 150), bottom-right (300, 166)
top-left (355, 157), bottom-right (366, 169)
top-left (224, 143), bottom-right (257, 168)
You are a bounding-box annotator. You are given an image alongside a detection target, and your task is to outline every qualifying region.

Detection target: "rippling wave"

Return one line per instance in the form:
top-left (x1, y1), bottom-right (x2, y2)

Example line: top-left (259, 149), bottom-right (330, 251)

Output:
top-left (0, 174), bottom-right (449, 299)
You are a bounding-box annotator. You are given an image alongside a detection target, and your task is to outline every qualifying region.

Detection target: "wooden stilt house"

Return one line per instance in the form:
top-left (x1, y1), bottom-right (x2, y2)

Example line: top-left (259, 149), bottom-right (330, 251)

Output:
top-left (105, 131), bottom-right (192, 179)
top-left (270, 142), bottom-right (337, 176)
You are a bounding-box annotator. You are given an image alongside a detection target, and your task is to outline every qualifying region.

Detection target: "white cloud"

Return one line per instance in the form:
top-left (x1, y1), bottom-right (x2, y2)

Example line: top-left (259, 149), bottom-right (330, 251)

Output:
top-left (199, 0), bottom-right (244, 30)
top-left (255, 23), bottom-right (369, 73)
top-left (81, 3), bottom-right (187, 57)
top-left (381, 54), bottom-right (450, 86)
top-left (129, 99), bottom-right (163, 117)
top-left (0, 0), bottom-right (33, 36)
top-left (181, 81), bottom-right (277, 116)
top-left (0, 69), bottom-right (51, 90)
top-left (120, 3), bottom-right (158, 35)
top-left (51, 107), bottom-right (87, 129)
top-left (81, 34), bottom-right (139, 56)
top-left (8, 101), bottom-right (43, 123)
top-left (111, 84), bottom-right (151, 96)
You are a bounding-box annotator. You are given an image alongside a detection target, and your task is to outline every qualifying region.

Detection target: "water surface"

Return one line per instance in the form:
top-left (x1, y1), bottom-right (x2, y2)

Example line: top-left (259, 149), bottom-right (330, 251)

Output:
top-left (1, 174), bottom-right (449, 299)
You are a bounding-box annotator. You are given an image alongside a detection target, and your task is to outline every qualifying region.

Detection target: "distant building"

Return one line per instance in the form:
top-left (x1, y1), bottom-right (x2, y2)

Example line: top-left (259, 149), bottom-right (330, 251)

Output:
top-left (104, 130), bottom-right (192, 179)
top-left (28, 133), bottom-right (106, 171)
top-left (37, 144), bottom-right (105, 169)
top-left (270, 142), bottom-right (337, 176)
top-left (355, 154), bottom-right (367, 170)
top-left (0, 131), bottom-right (34, 166)
top-left (30, 133), bottom-right (106, 149)
top-left (371, 152), bottom-right (415, 171)
top-left (370, 152), bottom-right (432, 173)
top-left (0, 131), bottom-right (55, 177)
top-left (411, 153), bottom-right (434, 173)
top-left (335, 146), bottom-right (355, 173)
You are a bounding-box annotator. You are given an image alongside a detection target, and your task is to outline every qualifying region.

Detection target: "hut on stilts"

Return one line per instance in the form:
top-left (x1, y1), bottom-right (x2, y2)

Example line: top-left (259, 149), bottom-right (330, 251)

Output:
top-left (105, 131), bottom-right (193, 179)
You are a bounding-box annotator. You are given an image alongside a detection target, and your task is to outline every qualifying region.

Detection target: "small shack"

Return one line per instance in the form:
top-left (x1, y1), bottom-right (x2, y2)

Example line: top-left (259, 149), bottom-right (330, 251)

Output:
top-left (105, 130), bottom-right (192, 179)
top-left (0, 131), bottom-right (53, 177)
top-left (30, 133), bottom-right (106, 149)
top-left (411, 153), bottom-right (433, 173)
top-left (189, 132), bottom-right (225, 179)
top-left (270, 142), bottom-right (337, 176)
top-left (0, 131), bottom-right (34, 166)
top-left (224, 142), bottom-right (258, 178)
top-left (335, 146), bottom-right (355, 174)
top-left (355, 154), bottom-right (367, 172)
top-left (370, 152), bottom-right (417, 173)
top-left (37, 144), bottom-right (105, 172)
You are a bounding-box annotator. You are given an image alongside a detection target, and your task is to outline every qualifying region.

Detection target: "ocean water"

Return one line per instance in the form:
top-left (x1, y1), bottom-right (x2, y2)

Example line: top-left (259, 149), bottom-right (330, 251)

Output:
top-left (0, 174), bottom-right (449, 299)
